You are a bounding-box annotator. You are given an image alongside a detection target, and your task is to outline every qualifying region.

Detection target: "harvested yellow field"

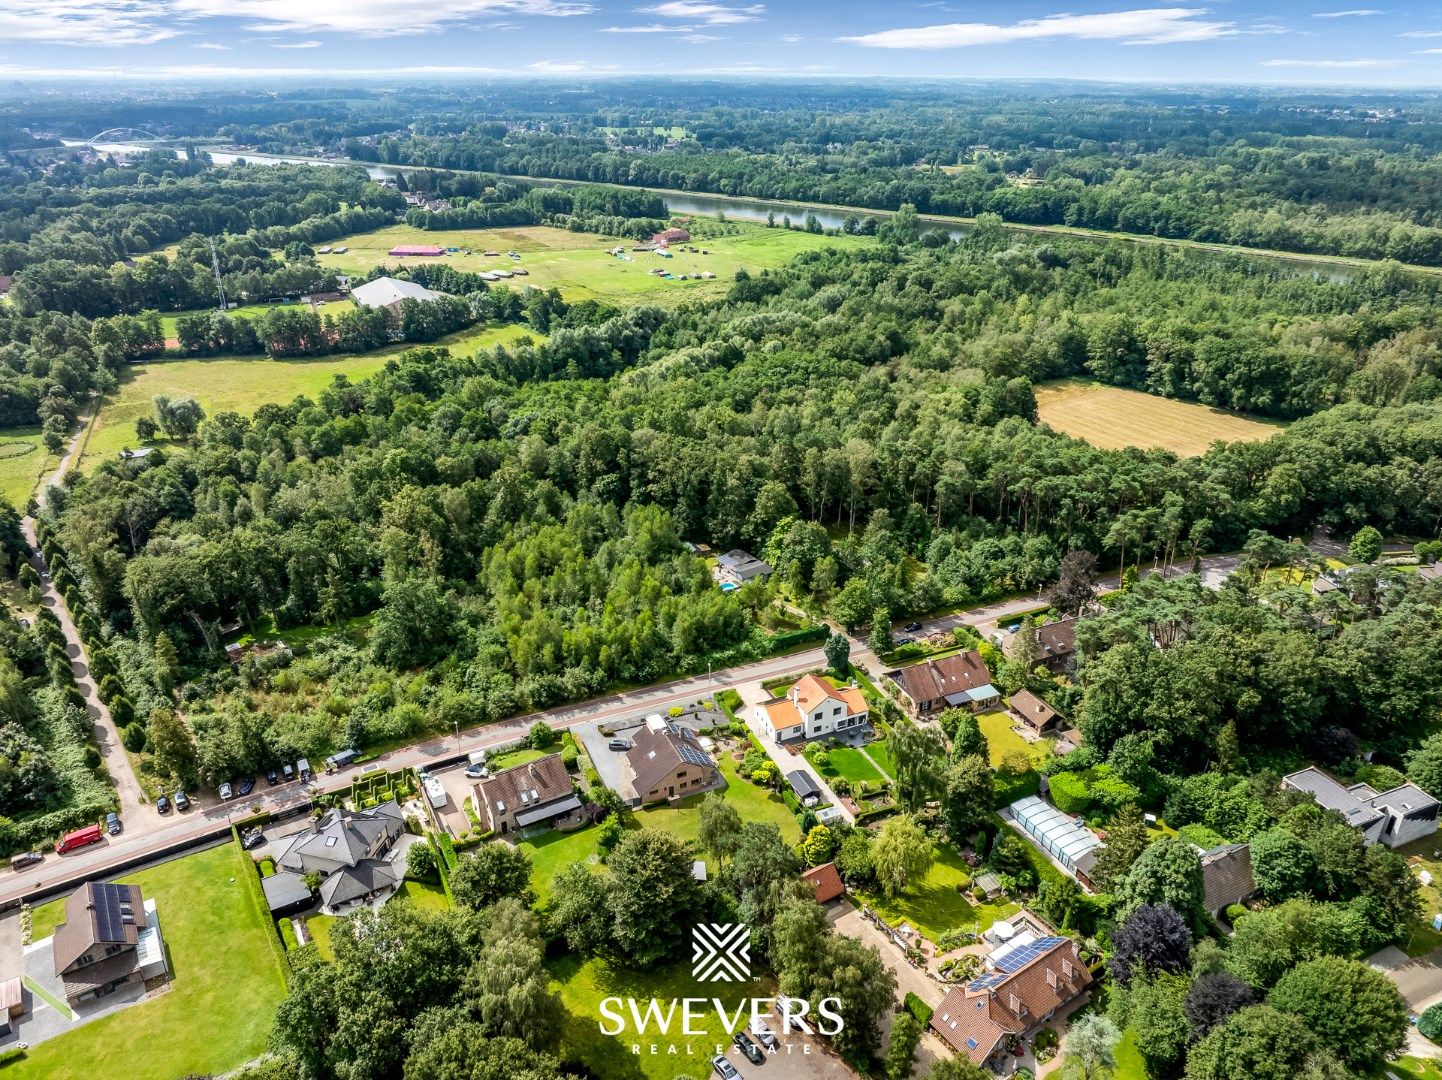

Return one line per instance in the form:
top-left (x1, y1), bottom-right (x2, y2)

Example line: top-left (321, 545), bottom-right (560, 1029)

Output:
top-left (1035, 379), bottom-right (1283, 457)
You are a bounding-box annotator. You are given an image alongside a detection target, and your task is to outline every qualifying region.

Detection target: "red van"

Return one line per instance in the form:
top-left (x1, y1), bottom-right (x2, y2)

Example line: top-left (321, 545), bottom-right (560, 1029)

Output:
top-left (55, 823), bottom-right (103, 854)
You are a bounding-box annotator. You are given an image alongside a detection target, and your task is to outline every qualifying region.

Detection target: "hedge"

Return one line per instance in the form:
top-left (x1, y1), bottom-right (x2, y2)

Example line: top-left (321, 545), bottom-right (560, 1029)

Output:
top-left (277, 917), bottom-right (299, 950)
top-left (904, 992), bottom-right (933, 1025)
top-left (0, 800), bottom-right (111, 859)
top-left (1419, 1002), bottom-right (1442, 1044)
top-left (231, 828), bottom-right (291, 986)
top-left (1047, 772), bottom-right (1092, 815)
top-left (763, 625), bottom-right (828, 652)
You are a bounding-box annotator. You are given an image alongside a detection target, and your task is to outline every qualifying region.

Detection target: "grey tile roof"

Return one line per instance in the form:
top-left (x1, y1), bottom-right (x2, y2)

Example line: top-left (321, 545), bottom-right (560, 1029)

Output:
top-left (320, 859), bottom-right (398, 907)
top-left (1200, 843), bottom-right (1255, 913)
top-left (261, 871), bottom-right (314, 913)
top-left (1282, 767), bottom-right (1384, 829)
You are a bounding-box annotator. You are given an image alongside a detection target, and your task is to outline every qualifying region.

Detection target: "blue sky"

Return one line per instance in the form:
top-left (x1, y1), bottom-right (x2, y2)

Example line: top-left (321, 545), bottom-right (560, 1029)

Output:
top-left (5, 2), bottom-right (1442, 84)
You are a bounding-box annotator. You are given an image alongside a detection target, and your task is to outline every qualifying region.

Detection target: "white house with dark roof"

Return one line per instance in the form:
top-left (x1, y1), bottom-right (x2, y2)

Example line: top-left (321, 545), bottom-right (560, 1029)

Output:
top-left (1282, 766), bottom-right (1438, 848)
top-left (274, 801), bottom-right (406, 911)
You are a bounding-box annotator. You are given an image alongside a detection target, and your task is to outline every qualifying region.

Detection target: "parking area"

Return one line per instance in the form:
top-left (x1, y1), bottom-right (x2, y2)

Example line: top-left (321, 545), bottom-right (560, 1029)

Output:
top-left (703, 1022), bottom-right (858, 1080)
top-left (422, 764), bottom-right (477, 837)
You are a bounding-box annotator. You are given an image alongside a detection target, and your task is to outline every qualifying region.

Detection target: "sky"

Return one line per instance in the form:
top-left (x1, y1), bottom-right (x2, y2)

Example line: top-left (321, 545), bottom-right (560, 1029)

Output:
top-left (5, 1), bottom-right (1442, 85)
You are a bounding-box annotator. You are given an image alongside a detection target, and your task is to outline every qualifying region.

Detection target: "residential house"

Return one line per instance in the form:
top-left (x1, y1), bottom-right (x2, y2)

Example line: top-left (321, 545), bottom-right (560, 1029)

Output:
top-left (757, 673), bottom-right (869, 743)
top-left (472, 753), bottom-right (579, 836)
top-left (275, 801), bottom-right (406, 910)
top-left (1010, 689), bottom-right (1062, 736)
top-left (652, 227), bottom-right (690, 245)
top-left (886, 651), bottom-right (1000, 718)
top-left (1282, 766), bottom-right (1439, 848)
top-left (51, 881), bottom-right (168, 1006)
top-left (930, 935), bottom-right (1091, 1071)
top-left (713, 549), bottom-right (772, 588)
top-left (1199, 843), bottom-right (1255, 919)
top-left (1033, 617), bottom-right (1078, 674)
top-left (626, 715), bottom-right (721, 804)
top-left (802, 862), bottom-right (845, 904)
top-left (350, 276), bottom-right (442, 324)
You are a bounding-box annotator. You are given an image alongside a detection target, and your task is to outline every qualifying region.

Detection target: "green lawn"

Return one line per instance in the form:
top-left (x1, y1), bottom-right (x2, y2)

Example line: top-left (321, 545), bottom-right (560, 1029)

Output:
top-left (0, 427), bottom-right (56, 508)
top-left (1392, 834), bottom-right (1442, 957)
top-left (306, 912), bottom-right (339, 961)
top-left (304, 878), bottom-right (450, 960)
top-left (314, 222), bottom-right (872, 306)
top-left (813, 745), bottom-right (886, 786)
top-left (14, 842), bottom-right (288, 1080)
top-left (867, 739), bottom-right (896, 779)
top-left (489, 746), bottom-right (552, 771)
top-left (519, 825), bottom-right (606, 906)
top-left (1381, 1058), bottom-right (1442, 1080)
top-left (979, 709), bottom-right (1053, 770)
top-left (549, 955), bottom-right (768, 1080)
top-left (158, 302), bottom-right (292, 338)
top-left (78, 323), bottom-right (538, 473)
top-left (853, 842), bottom-right (1019, 943)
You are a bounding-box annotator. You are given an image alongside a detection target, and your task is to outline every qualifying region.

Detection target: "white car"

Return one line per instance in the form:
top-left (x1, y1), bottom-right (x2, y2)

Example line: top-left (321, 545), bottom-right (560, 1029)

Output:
top-left (710, 1055), bottom-right (739, 1079)
top-left (218, 782), bottom-right (234, 800)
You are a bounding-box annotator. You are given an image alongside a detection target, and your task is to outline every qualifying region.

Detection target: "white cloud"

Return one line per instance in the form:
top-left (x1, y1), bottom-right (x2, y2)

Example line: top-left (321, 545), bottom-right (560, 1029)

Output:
top-left (1400, 30), bottom-right (1442, 37)
top-left (0, 0), bottom-right (180, 46)
top-left (1415, 47), bottom-right (1442, 53)
top-left (172, 0), bottom-right (592, 37)
top-left (601, 22), bottom-right (691, 32)
top-left (641, 2), bottom-right (763, 26)
top-left (780, 32), bottom-right (803, 42)
top-left (193, 41), bottom-right (229, 49)
top-left (271, 39), bottom-right (323, 47)
top-left (843, 8), bottom-right (1239, 50)
top-left (526, 58), bottom-right (619, 71)
top-left (1262, 56), bottom-right (1406, 66)
top-left (1313, 9), bottom-right (1383, 16)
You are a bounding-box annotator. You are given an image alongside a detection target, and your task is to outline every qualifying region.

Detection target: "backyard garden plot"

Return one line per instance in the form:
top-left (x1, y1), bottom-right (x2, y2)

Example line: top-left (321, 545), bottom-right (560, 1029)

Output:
top-left (312, 222), bottom-right (871, 305)
top-left (1034, 379), bottom-right (1283, 457)
top-left (852, 842), bottom-right (1020, 944)
top-left (14, 843), bottom-right (288, 1080)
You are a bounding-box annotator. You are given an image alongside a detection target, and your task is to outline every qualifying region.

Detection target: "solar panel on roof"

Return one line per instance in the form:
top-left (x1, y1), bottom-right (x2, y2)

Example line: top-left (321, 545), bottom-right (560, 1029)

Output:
top-left (968, 972), bottom-right (1007, 991)
top-left (992, 936), bottom-right (1066, 973)
top-left (92, 882), bottom-right (130, 942)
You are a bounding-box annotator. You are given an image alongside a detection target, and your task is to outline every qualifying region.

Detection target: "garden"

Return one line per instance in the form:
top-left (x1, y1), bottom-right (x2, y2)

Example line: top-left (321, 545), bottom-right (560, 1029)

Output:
top-left (853, 841), bottom-right (1021, 945)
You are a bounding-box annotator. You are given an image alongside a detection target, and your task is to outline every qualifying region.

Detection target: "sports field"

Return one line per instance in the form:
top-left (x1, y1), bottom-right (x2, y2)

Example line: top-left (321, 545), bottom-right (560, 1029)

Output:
top-left (313, 222), bottom-right (869, 304)
top-left (1035, 379), bottom-right (1283, 457)
top-left (77, 322), bottom-right (538, 472)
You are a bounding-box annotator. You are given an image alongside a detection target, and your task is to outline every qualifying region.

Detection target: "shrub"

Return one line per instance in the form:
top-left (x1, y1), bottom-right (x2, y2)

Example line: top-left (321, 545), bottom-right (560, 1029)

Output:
top-left (561, 745), bottom-right (579, 769)
top-left (277, 917), bottom-right (299, 950)
top-left (1420, 1002), bottom-right (1442, 1044)
top-left (1048, 771), bottom-right (1092, 814)
top-left (1224, 903), bottom-right (1250, 925)
top-left (903, 992), bottom-right (932, 1025)
top-left (122, 723), bottom-right (147, 752)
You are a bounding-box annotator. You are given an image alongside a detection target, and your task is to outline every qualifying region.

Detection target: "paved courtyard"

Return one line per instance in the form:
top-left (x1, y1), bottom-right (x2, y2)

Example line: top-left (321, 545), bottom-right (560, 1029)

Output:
top-left (6, 935), bottom-right (149, 1049)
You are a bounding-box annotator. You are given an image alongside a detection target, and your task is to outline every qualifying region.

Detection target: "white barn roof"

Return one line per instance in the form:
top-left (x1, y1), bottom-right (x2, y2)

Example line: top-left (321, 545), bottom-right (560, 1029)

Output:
top-left (351, 276), bottom-right (440, 308)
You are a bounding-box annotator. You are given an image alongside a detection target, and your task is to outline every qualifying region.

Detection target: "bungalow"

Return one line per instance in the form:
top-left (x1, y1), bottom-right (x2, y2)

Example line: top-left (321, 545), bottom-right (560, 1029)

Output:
top-left (886, 651), bottom-right (1000, 718)
top-left (472, 753), bottom-right (579, 836)
top-left (51, 881), bottom-right (168, 1006)
top-left (1033, 617), bottom-right (1078, 674)
top-left (714, 549), bottom-right (772, 588)
top-left (1282, 766), bottom-right (1439, 848)
top-left (625, 716), bottom-right (721, 804)
top-left (274, 801), bottom-right (407, 910)
top-left (1010, 689), bottom-right (1062, 735)
top-left (802, 861), bottom-right (845, 904)
top-left (930, 935), bottom-right (1091, 1071)
top-left (758, 673), bottom-right (869, 743)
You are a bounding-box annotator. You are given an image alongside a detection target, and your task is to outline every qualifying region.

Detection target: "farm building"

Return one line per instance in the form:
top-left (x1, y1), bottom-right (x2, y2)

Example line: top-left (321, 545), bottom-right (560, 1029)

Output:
top-left (350, 276), bottom-right (442, 323)
top-left (1007, 795), bottom-right (1102, 887)
top-left (652, 227), bottom-right (690, 245)
top-left (387, 244), bottom-right (445, 257)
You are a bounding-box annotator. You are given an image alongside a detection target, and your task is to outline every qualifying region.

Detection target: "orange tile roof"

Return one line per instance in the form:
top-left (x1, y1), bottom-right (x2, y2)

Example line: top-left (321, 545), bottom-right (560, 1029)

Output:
top-left (802, 862), bottom-right (845, 903)
top-left (761, 676), bottom-right (868, 731)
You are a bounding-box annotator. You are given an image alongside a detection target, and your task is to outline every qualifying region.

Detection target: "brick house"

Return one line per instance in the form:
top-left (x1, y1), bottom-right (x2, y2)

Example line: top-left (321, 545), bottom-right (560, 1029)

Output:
top-left (886, 651), bottom-right (1000, 718)
top-left (626, 716), bottom-right (721, 804)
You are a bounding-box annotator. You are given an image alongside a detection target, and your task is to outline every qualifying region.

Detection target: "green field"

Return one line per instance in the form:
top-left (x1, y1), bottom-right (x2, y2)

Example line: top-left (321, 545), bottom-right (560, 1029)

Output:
top-left (549, 955), bottom-right (767, 1080)
top-left (853, 842), bottom-right (1019, 943)
top-left (77, 322), bottom-right (538, 473)
top-left (813, 745), bottom-right (887, 786)
top-left (1035, 378), bottom-right (1284, 458)
top-left (0, 427), bottom-right (55, 508)
top-left (979, 709), bottom-right (1054, 770)
top-left (15, 842), bottom-right (288, 1080)
top-left (313, 223), bottom-right (870, 305)
top-left (157, 302), bottom-right (295, 339)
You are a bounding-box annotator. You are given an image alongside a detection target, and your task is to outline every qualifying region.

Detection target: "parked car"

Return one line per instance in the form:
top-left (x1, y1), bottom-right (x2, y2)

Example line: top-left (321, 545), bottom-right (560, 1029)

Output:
top-left (56, 824), bottom-right (103, 853)
top-left (732, 1032), bottom-right (765, 1066)
top-left (282, 763), bottom-right (295, 782)
top-left (902, 621), bottom-right (922, 633)
top-left (749, 1017), bottom-right (779, 1050)
top-left (608, 738), bottom-right (631, 751)
top-left (105, 812), bottom-right (122, 836)
top-left (238, 778), bottom-right (255, 797)
top-left (265, 768), bottom-right (280, 786)
top-left (173, 791), bottom-right (190, 811)
top-left (241, 827), bottom-right (265, 850)
top-left (464, 764), bottom-right (488, 779)
top-left (9, 851), bottom-right (43, 871)
top-left (218, 782), bottom-right (234, 801)
top-left (710, 1055), bottom-right (739, 1079)
top-left (297, 758), bottom-right (312, 783)
top-left (894, 634), bottom-right (914, 646)
top-left (156, 795), bottom-right (170, 813)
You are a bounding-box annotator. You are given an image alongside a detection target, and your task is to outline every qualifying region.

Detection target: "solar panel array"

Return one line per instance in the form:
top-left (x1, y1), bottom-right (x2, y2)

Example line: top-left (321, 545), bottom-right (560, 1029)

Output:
top-left (677, 739), bottom-right (712, 769)
top-left (991, 935), bottom-right (1066, 973)
top-left (967, 972), bottom-right (1007, 991)
top-left (92, 882), bottom-right (133, 942)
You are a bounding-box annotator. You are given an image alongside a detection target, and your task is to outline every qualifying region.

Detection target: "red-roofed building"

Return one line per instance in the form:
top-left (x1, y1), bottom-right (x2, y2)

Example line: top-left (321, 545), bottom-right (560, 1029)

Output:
top-left (756, 673), bottom-right (869, 743)
top-left (652, 228), bottom-right (690, 246)
top-left (802, 862), bottom-right (845, 904)
top-left (387, 245), bottom-right (445, 257)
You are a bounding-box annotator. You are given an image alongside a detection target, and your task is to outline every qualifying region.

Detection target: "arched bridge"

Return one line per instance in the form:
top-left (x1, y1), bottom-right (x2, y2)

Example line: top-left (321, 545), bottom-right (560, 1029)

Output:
top-left (86, 128), bottom-right (169, 145)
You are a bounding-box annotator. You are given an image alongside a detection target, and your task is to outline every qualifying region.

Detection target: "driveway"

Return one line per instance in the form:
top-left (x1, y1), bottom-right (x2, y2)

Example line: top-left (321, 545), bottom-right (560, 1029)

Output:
top-left (831, 901), bottom-right (944, 1009)
top-left (1370, 944), bottom-right (1442, 1057)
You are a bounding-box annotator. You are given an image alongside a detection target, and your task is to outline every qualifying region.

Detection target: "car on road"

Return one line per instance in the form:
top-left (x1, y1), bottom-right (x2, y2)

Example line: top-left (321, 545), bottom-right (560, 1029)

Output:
top-left (733, 1032), bottom-right (765, 1065)
top-left (9, 851), bottom-right (43, 871)
top-left (156, 795), bottom-right (170, 814)
top-left (218, 782), bottom-right (234, 801)
top-left (173, 791), bottom-right (190, 811)
top-left (266, 768), bottom-right (280, 785)
top-left (464, 763), bottom-right (488, 779)
top-left (902, 622), bottom-right (922, 632)
top-left (749, 1017), bottom-right (779, 1051)
top-left (710, 1055), bottom-right (739, 1079)
top-left (105, 812), bottom-right (122, 835)
top-left (238, 777), bottom-right (255, 797)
